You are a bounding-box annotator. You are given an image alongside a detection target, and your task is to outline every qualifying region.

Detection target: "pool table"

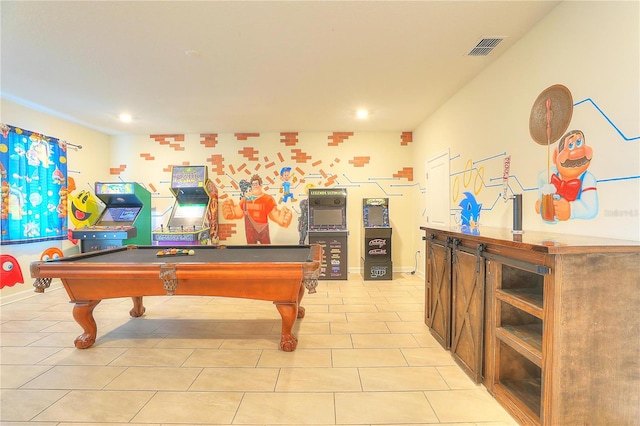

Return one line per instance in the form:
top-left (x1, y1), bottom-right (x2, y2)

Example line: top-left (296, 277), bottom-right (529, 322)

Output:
top-left (30, 244), bottom-right (322, 351)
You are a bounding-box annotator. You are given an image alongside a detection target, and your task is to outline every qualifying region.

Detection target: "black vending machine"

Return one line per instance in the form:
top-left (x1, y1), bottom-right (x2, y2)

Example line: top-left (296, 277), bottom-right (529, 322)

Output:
top-left (307, 188), bottom-right (348, 280)
top-left (361, 198), bottom-right (392, 280)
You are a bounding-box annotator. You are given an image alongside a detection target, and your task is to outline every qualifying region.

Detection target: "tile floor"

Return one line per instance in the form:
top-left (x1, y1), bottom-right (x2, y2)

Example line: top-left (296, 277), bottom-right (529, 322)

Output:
top-left (1, 272), bottom-right (517, 425)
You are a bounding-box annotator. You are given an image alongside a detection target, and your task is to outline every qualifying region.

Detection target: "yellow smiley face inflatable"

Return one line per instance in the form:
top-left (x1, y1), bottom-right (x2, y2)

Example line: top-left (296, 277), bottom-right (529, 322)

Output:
top-left (69, 190), bottom-right (100, 228)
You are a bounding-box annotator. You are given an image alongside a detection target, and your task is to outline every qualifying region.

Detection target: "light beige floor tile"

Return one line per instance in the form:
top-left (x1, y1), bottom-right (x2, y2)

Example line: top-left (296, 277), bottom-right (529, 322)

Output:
top-left (39, 347), bottom-right (128, 365)
top-left (425, 389), bottom-right (518, 423)
top-left (386, 319), bottom-right (430, 333)
top-left (359, 366), bottom-right (449, 391)
top-left (105, 366), bottom-right (202, 390)
top-left (109, 347), bottom-right (194, 366)
top-left (217, 335), bottom-right (282, 350)
top-left (0, 332), bottom-right (50, 346)
top-left (21, 365), bottom-right (126, 389)
top-left (32, 390), bottom-right (154, 422)
top-left (25, 332), bottom-right (88, 348)
top-left (412, 331), bottom-right (443, 347)
top-left (0, 346), bottom-right (62, 365)
top-left (376, 303), bottom-right (423, 312)
top-left (330, 321), bottom-right (390, 334)
top-left (401, 347), bottom-right (457, 366)
top-left (257, 348), bottom-right (332, 367)
top-left (132, 391), bottom-right (242, 424)
top-left (436, 365), bottom-right (479, 389)
top-left (234, 392), bottom-right (335, 424)
top-left (335, 391), bottom-right (438, 424)
top-left (92, 333), bottom-right (166, 348)
top-left (0, 389), bottom-right (69, 422)
top-left (151, 335), bottom-right (224, 348)
top-left (294, 333), bottom-right (353, 349)
top-left (183, 348), bottom-right (262, 367)
top-left (332, 348), bottom-right (408, 367)
top-left (351, 333), bottom-right (420, 348)
top-left (0, 364), bottom-right (52, 388)
top-left (347, 312), bottom-right (401, 322)
top-left (276, 367), bottom-right (361, 391)
top-left (329, 303), bottom-right (379, 313)
top-left (1, 320), bottom-right (61, 333)
top-left (190, 367), bottom-right (279, 391)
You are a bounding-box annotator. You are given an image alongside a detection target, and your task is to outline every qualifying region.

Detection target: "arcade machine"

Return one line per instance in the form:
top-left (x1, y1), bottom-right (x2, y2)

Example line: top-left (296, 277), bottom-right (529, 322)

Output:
top-left (361, 198), bottom-right (392, 280)
top-left (307, 188), bottom-right (348, 280)
top-left (72, 182), bottom-right (152, 253)
top-left (152, 165), bottom-right (218, 246)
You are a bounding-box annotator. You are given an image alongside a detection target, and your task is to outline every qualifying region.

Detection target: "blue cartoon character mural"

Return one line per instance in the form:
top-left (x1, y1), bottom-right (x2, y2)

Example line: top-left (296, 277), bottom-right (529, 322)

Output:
top-left (459, 191), bottom-right (482, 235)
top-left (279, 166), bottom-right (296, 203)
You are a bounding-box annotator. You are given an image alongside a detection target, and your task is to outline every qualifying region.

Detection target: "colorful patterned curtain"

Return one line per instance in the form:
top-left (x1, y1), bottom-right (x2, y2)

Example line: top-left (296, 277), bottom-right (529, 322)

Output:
top-left (0, 124), bottom-right (68, 245)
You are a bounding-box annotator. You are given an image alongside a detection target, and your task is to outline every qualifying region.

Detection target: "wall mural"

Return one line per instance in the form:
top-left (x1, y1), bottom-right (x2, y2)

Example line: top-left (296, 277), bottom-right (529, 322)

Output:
top-left (135, 132), bottom-right (415, 245)
top-left (451, 85), bottom-right (638, 230)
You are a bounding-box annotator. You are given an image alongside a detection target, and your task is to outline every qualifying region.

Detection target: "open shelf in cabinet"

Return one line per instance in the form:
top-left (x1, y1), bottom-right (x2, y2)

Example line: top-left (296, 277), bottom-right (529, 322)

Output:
top-left (495, 340), bottom-right (541, 423)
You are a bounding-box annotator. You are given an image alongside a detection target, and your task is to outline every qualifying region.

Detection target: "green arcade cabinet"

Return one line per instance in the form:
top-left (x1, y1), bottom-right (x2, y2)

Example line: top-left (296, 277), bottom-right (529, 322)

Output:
top-left (72, 182), bottom-right (152, 252)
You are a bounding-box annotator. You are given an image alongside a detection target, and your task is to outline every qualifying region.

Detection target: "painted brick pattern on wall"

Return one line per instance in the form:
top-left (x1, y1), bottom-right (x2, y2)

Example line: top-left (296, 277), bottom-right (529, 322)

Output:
top-left (328, 132), bottom-right (353, 146)
top-left (280, 132), bottom-right (299, 146)
top-left (401, 132), bottom-right (413, 145)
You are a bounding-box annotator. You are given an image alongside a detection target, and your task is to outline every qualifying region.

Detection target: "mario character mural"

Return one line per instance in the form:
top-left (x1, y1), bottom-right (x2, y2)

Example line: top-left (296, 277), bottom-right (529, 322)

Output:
top-left (535, 130), bottom-right (598, 222)
top-left (222, 174), bottom-right (293, 244)
top-left (530, 84), bottom-right (598, 223)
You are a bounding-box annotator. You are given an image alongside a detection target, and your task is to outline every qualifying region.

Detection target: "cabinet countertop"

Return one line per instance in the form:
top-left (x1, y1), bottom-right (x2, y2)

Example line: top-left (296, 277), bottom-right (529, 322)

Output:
top-left (420, 225), bottom-right (640, 254)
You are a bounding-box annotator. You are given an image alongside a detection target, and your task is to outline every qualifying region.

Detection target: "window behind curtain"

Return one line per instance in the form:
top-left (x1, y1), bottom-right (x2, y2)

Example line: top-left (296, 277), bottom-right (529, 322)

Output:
top-left (0, 124), bottom-right (68, 245)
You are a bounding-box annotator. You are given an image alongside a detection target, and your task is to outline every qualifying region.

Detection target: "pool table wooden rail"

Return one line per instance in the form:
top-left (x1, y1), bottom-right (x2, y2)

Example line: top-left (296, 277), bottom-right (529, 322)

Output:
top-left (30, 244), bottom-right (322, 352)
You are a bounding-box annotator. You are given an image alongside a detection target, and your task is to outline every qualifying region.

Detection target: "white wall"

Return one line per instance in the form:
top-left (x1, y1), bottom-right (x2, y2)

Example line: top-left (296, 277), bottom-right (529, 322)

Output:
top-left (412, 1), bottom-right (640, 274)
top-left (1, 99), bottom-right (112, 301)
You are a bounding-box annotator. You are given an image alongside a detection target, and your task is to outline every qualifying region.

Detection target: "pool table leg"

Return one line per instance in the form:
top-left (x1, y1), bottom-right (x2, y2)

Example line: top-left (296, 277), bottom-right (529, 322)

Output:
top-left (130, 296), bottom-right (146, 317)
top-left (275, 302), bottom-right (299, 352)
top-left (276, 285), bottom-right (307, 351)
top-left (72, 300), bottom-right (101, 349)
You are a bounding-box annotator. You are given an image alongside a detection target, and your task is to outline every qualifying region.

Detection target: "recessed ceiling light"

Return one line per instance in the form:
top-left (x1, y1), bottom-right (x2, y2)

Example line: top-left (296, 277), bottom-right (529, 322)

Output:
top-left (356, 109), bottom-right (369, 119)
top-left (119, 113), bottom-right (133, 123)
top-left (185, 49), bottom-right (201, 58)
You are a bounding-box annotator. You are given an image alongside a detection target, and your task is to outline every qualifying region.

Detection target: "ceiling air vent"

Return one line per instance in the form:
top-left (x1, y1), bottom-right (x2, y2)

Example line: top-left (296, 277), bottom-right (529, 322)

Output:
top-left (468, 37), bottom-right (504, 56)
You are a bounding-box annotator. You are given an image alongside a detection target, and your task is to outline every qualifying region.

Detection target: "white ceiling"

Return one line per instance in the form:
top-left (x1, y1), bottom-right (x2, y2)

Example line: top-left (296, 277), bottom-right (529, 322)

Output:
top-left (1, 1), bottom-right (560, 136)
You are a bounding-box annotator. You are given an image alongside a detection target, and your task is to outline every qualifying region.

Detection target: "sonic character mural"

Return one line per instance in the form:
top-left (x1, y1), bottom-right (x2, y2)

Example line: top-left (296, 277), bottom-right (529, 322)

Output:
top-left (459, 191), bottom-right (482, 235)
top-left (222, 174), bottom-right (292, 244)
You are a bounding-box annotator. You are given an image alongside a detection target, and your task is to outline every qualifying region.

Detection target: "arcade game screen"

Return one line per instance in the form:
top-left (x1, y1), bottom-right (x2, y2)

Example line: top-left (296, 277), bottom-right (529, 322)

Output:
top-left (366, 205), bottom-right (386, 227)
top-left (312, 208), bottom-right (345, 228)
top-left (170, 203), bottom-right (207, 228)
top-left (100, 207), bottom-right (141, 224)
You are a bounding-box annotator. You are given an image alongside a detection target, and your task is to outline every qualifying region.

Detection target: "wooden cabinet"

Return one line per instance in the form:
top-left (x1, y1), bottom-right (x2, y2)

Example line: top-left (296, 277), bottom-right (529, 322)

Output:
top-left (421, 226), bottom-right (640, 425)
top-left (424, 232), bottom-right (485, 383)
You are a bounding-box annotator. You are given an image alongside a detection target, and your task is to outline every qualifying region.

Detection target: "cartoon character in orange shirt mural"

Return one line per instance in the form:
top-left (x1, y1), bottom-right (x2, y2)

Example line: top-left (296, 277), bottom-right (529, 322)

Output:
top-left (222, 174), bottom-right (292, 244)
